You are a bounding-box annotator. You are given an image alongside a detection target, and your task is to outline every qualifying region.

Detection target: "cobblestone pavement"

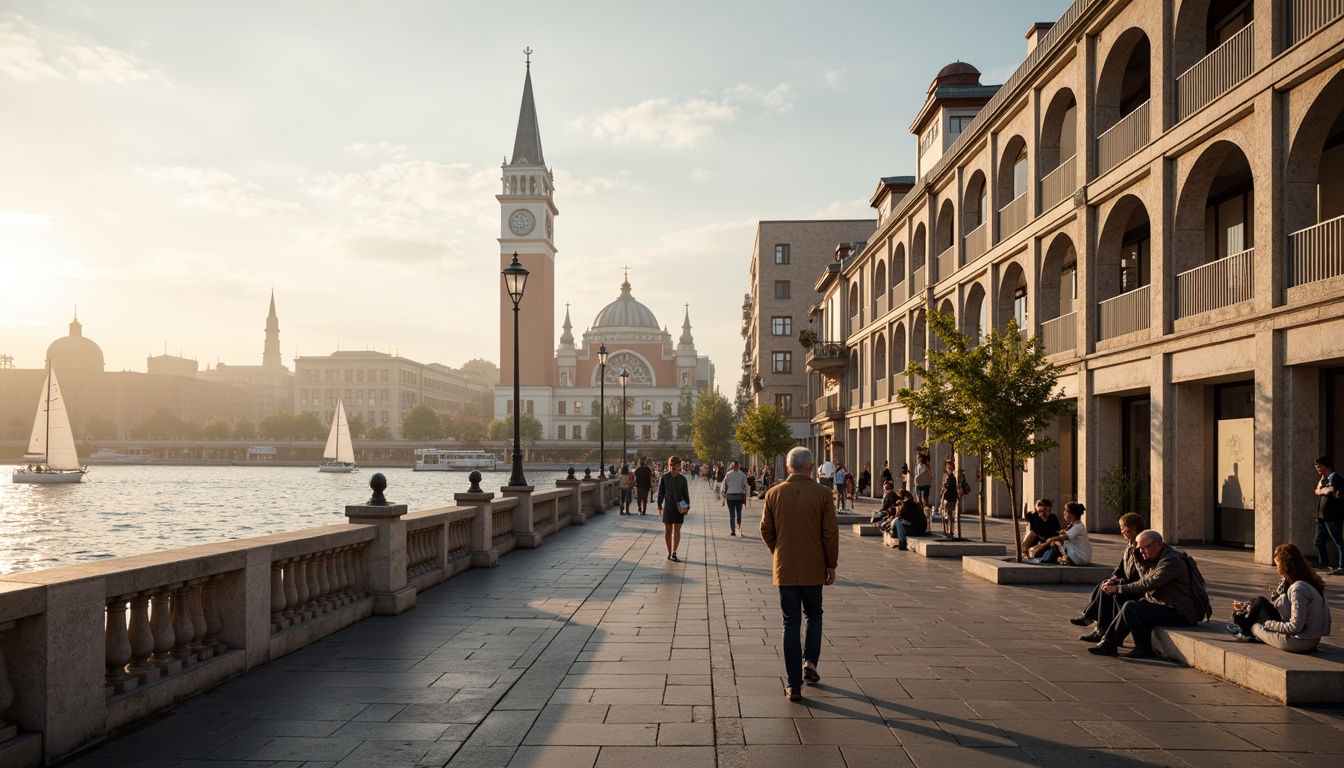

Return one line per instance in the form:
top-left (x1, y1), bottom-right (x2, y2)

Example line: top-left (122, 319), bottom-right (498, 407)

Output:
top-left (66, 478), bottom-right (1344, 767)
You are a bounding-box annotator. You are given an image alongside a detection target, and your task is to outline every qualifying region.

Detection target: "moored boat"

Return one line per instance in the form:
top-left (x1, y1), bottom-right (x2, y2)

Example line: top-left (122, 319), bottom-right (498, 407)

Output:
top-left (13, 366), bottom-right (87, 484)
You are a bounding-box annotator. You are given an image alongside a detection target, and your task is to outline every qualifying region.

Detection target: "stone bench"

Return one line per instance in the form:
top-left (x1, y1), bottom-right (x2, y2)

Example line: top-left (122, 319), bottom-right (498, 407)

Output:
top-left (909, 538), bottom-right (1006, 558)
top-left (836, 512), bottom-right (869, 526)
top-left (1152, 624), bottom-right (1344, 705)
top-left (851, 524), bottom-right (882, 536)
top-left (962, 555), bottom-right (1112, 585)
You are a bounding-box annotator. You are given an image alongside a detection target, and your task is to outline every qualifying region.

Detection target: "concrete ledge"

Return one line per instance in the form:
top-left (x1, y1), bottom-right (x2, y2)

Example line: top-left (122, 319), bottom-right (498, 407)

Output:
top-left (962, 556), bottom-right (1112, 584)
top-left (1153, 625), bottom-right (1344, 705)
top-left (836, 513), bottom-right (868, 526)
top-left (909, 539), bottom-right (1006, 558)
top-left (107, 649), bottom-right (247, 733)
top-left (851, 524), bottom-right (882, 537)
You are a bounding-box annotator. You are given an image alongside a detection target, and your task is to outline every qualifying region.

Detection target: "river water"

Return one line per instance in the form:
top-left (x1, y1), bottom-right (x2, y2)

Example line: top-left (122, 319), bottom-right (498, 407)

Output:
top-left (0, 465), bottom-right (560, 575)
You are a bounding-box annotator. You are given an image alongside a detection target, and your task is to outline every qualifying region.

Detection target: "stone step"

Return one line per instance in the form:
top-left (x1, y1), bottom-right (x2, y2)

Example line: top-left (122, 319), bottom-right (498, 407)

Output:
top-left (1153, 625), bottom-right (1344, 705)
top-left (962, 555), bottom-right (1113, 584)
top-left (851, 524), bottom-right (882, 536)
top-left (909, 538), bottom-right (1006, 558)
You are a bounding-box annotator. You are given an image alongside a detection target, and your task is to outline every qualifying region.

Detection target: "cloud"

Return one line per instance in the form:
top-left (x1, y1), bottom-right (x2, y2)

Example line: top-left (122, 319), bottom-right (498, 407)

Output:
top-left (0, 17), bottom-right (165, 84)
top-left (344, 141), bottom-right (410, 160)
top-left (812, 199), bottom-right (873, 219)
top-left (574, 82), bottom-right (794, 149)
top-left (137, 166), bottom-right (303, 217)
top-left (824, 68), bottom-right (846, 86)
top-left (691, 168), bottom-right (712, 181)
top-left (552, 168), bottom-right (634, 196)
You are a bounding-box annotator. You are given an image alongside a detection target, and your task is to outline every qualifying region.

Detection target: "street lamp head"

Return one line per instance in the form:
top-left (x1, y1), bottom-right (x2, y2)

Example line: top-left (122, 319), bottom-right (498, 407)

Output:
top-left (598, 343), bottom-right (608, 366)
top-left (619, 368), bottom-right (629, 387)
top-left (501, 252), bottom-right (529, 307)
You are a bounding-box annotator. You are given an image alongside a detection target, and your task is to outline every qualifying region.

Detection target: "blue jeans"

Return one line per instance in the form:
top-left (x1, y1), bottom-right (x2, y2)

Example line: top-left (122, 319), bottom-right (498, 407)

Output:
top-left (1314, 519), bottom-right (1343, 569)
top-left (1102, 599), bottom-right (1188, 650)
top-left (725, 496), bottom-right (744, 532)
top-left (779, 585), bottom-right (824, 689)
top-left (892, 518), bottom-right (912, 544)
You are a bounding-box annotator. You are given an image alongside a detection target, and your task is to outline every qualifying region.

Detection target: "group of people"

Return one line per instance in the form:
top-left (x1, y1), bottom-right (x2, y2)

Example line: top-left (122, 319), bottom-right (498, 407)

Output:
top-left (815, 459), bottom-right (872, 511)
top-left (1020, 498), bottom-right (1093, 565)
top-left (868, 457), bottom-right (970, 541)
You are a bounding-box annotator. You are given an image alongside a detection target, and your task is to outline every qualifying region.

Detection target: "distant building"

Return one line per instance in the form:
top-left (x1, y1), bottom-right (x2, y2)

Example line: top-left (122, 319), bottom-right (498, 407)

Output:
top-left (146, 353), bottom-right (199, 377)
top-left (197, 293), bottom-right (294, 422)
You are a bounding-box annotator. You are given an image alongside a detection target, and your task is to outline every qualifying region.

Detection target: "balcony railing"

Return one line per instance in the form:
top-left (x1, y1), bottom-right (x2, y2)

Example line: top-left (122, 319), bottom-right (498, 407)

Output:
top-left (998, 194), bottom-right (1028, 239)
top-left (850, 387), bottom-right (861, 408)
top-left (1290, 215), bottom-right (1344, 287)
top-left (875, 379), bottom-right (889, 403)
top-left (805, 341), bottom-right (848, 377)
top-left (1040, 154), bottom-right (1077, 211)
top-left (1097, 100), bottom-right (1150, 175)
top-left (1177, 248), bottom-right (1255, 318)
top-left (1041, 312), bottom-right (1077, 356)
top-left (912, 265), bottom-right (926, 295)
top-left (814, 394), bottom-right (843, 419)
top-left (850, 315), bottom-right (863, 336)
top-left (964, 222), bottom-right (989, 263)
top-left (1098, 285), bottom-right (1150, 341)
top-left (1290, 0), bottom-right (1344, 45)
top-left (1177, 21), bottom-right (1255, 121)
top-left (936, 245), bottom-right (957, 281)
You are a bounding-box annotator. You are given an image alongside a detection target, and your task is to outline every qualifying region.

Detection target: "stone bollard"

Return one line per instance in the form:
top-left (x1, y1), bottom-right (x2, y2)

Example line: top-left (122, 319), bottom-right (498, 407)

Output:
top-left (556, 475), bottom-right (583, 525)
top-left (345, 473), bottom-right (415, 616)
top-left (455, 471), bottom-right (499, 567)
top-left (502, 481), bottom-right (540, 549)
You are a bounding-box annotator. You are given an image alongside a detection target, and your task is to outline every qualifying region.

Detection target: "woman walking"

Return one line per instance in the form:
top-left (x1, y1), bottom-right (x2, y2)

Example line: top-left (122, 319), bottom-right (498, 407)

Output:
top-left (657, 455), bottom-right (692, 561)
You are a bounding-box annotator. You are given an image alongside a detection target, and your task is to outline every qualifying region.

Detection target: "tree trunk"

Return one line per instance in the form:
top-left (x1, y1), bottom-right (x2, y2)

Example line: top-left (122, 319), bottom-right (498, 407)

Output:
top-left (1008, 456), bottom-right (1023, 563)
top-left (978, 451), bottom-right (988, 543)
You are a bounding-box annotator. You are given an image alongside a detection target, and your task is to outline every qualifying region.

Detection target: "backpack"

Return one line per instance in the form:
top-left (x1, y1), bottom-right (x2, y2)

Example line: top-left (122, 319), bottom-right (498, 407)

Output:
top-left (1175, 549), bottom-right (1213, 623)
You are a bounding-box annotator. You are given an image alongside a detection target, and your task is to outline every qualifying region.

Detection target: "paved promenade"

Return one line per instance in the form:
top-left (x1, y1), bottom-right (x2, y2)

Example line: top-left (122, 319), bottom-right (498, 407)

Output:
top-left (67, 479), bottom-right (1343, 767)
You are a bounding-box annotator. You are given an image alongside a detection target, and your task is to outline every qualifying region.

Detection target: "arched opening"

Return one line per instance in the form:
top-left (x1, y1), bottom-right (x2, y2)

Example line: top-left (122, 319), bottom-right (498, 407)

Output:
top-left (1095, 29), bottom-right (1152, 173)
top-left (1039, 89), bottom-right (1079, 209)
top-left (911, 311), bottom-right (927, 388)
top-left (874, 260), bottom-right (887, 315)
top-left (892, 243), bottom-right (907, 292)
top-left (891, 323), bottom-right (907, 390)
top-left (848, 283), bottom-right (861, 334)
top-left (1039, 234), bottom-right (1079, 355)
top-left (1172, 141), bottom-right (1255, 316)
top-left (848, 349), bottom-right (861, 401)
top-left (912, 224), bottom-right (928, 289)
top-left (935, 199), bottom-right (957, 276)
top-left (962, 171), bottom-right (990, 261)
top-left (1096, 196), bottom-right (1153, 339)
top-left (1285, 71), bottom-right (1344, 287)
top-left (997, 136), bottom-right (1030, 239)
top-left (1173, 0), bottom-right (1255, 117)
top-left (873, 332), bottom-right (887, 398)
top-left (963, 283), bottom-right (988, 345)
top-left (997, 263), bottom-right (1028, 332)
top-left (932, 298), bottom-right (956, 352)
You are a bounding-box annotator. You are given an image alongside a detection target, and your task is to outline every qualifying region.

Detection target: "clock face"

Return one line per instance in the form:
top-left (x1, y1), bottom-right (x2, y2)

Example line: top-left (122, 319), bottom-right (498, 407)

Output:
top-left (509, 209), bottom-right (535, 236)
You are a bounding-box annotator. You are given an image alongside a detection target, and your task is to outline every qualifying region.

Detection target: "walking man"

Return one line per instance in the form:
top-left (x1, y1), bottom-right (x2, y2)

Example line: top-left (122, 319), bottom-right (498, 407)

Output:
top-left (721, 460), bottom-right (749, 536)
top-left (760, 447), bottom-right (838, 702)
top-left (634, 457), bottom-right (653, 515)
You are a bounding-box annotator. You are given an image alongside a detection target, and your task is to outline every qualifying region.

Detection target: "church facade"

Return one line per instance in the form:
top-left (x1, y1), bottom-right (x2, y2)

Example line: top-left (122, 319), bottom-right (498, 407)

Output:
top-left (492, 60), bottom-right (713, 451)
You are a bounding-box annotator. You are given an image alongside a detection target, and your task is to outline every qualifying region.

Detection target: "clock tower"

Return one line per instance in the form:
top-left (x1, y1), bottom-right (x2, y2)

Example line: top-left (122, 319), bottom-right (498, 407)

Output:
top-left (499, 51), bottom-right (558, 389)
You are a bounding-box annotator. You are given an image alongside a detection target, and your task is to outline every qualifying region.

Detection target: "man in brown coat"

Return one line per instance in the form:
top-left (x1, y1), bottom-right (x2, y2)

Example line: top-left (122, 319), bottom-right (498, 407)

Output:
top-left (760, 446), bottom-right (839, 701)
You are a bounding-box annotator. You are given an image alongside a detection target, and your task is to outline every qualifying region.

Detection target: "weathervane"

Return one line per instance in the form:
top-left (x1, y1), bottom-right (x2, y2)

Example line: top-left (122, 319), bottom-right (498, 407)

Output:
top-left (524, 47), bottom-right (532, 69)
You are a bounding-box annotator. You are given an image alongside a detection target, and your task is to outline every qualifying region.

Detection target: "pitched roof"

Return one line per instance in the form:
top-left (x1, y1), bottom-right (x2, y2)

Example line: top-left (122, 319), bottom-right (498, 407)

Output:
top-left (510, 69), bottom-right (545, 166)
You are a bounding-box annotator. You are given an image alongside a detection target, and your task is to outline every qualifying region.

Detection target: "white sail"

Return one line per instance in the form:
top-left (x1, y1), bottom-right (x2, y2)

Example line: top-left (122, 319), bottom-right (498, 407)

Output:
top-left (28, 370), bottom-right (82, 470)
top-left (324, 400), bottom-right (354, 463)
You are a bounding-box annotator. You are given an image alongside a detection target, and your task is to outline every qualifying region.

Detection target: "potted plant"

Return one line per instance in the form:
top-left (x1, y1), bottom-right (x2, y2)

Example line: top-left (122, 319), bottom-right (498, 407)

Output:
top-left (798, 329), bottom-right (818, 349)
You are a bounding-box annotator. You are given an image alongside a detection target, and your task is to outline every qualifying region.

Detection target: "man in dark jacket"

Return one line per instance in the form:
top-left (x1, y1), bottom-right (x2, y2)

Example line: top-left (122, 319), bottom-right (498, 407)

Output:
top-left (1088, 530), bottom-right (1200, 659)
top-left (1074, 512), bottom-right (1146, 641)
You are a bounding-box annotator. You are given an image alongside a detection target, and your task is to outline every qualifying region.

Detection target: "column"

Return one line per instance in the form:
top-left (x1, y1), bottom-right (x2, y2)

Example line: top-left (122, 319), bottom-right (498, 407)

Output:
top-left (345, 503), bottom-right (416, 616)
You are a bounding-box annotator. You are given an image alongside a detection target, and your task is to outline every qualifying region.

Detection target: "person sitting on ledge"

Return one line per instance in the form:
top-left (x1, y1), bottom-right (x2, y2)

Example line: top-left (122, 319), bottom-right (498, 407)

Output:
top-left (1020, 499), bottom-right (1062, 559)
top-left (1088, 530), bottom-right (1201, 659)
top-left (1030, 502), bottom-right (1091, 565)
top-left (1073, 512), bottom-right (1146, 642)
top-left (1230, 542), bottom-right (1332, 652)
top-left (888, 489), bottom-right (927, 550)
top-left (872, 480), bottom-right (899, 526)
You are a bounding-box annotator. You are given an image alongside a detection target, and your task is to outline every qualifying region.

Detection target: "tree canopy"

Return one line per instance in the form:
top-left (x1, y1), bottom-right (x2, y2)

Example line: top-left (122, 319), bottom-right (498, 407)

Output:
top-left (735, 403), bottom-right (795, 467)
top-left (401, 405), bottom-right (445, 441)
top-left (230, 418), bottom-right (257, 440)
top-left (691, 388), bottom-right (734, 462)
top-left (488, 413), bottom-right (543, 442)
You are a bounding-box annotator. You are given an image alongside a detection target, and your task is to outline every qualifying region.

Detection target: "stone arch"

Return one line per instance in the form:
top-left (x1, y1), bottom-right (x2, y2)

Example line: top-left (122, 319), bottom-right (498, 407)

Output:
top-left (1095, 28), bottom-right (1152, 135)
top-left (848, 282), bottom-right (861, 329)
top-left (962, 170), bottom-right (989, 235)
top-left (997, 135), bottom-right (1030, 205)
top-left (891, 322), bottom-right (907, 384)
top-left (848, 348), bottom-right (861, 393)
top-left (1096, 195), bottom-right (1152, 302)
top-left (874, 259), bottom-right (888, 312)
top-left (1285, 69), bottom-right (1344, 237)
top-left (1172, 140), bottom-right (1255, 276)
top-left (873, 332), bottom-right (887, 386)
top-left (911, 310), bottom-right (927, 386)
top-left (892, 243), bottom-right (907, 288)
top-left (912, 224), bottom-right (927, 273)
top-left (932, 298), bottom-right (956, 352)
top-left (1039, 87), bottom-right (1079, 176)
top-left (1172, 0), bottom-right (1254, 78)
top-left (935, 199), bottom-right (957, 258)
top-left (963, 282), bottom-right (988, 344)
top-left (1039, 232), bottom-right (1079, 324)
top-left (997, 262), bottom-right (1029, 330)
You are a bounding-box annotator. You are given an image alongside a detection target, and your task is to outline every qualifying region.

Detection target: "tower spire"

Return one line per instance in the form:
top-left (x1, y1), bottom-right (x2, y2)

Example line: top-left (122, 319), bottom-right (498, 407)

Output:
top-left (263, 290), bottom-right (282, 368)
top-left (510, 52), bottom-right (545, 167)
top-left (679, 305), bottom-right (694, 348)
top-left (559, 303), bottom-right (575, 347)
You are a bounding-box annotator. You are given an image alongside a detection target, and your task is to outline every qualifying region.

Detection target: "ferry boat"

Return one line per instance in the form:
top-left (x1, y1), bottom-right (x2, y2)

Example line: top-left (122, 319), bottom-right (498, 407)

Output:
top-left (413, 449), bottom-right (498, 472)
top-left (86, 449), bottom-right (154, 465)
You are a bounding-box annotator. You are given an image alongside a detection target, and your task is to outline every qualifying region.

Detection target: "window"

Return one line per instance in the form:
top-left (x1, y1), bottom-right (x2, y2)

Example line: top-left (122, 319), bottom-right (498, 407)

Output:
top-left (1013, 287), bottom-right (1028, 329)
top-left (919, 122), bottom-right (939, 155)
top-left (573, 425), bottom-right (582, 439)
top-left (1013, 145), bottom-right (1028, 199)
top-left (642, 400), bottom-right (653, 415)
top-left (557, 426), bottom-right (565, 440)
top-left (525, 400), bottom-right (534, 415)
top-left (771, 351), bottom-right (793, 374)
top-left (771, 316), bottom-right (793, 336)
top-left (774, 280), bottom-right (791, 299)
top-left (775, 393), bottom-right (793, 416)
top-left (682, 373), bottom-right (690, 385)
top-left (642, 425), bottom-right (652, 440)
top-left (949, 116), bottom-right (975, 134)
top-left (574, 400), bottom-right (583, 415)
top-left (381, 370), bottom-right (389, 382)
top-left (557, 400), bottom-right (567, 415)
top-left (1120, 231), bottom-right (1151, 293)
top-left (774, 244), bottom-right (790, 264)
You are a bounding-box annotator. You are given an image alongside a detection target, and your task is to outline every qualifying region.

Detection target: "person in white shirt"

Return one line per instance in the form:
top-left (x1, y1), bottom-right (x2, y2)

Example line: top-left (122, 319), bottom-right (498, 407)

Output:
top-left (834, 465), bottom-right (849, 511)
top-left (818, 458), bottom-right (836, 494)
top-left (1030, 501), bottom-right (1092, 565)
top-left (720, 460), bottom-right (750, 536)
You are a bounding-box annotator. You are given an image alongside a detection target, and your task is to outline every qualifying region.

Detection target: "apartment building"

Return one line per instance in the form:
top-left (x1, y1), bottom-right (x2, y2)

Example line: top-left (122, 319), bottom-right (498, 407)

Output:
top-left (807, 0), bottom-right (1344, 564)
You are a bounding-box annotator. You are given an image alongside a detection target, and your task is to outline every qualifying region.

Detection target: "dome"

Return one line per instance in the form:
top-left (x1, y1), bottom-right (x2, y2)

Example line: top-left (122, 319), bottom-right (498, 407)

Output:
top-left (932, 61), bottom-right (982, 89)
top-left (593, 278), bottom-right (660, 330)
top-left (46, 314), bottom-right (104, 373)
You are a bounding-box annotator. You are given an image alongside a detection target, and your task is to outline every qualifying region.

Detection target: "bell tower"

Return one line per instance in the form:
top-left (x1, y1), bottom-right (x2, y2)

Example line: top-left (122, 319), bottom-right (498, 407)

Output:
top-left (499, 48), bottom-right (557, 388)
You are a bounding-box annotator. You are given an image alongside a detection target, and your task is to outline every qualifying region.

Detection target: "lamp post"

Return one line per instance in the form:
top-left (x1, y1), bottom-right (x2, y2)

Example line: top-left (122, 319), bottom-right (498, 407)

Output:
top-left (619, 369), bottom-right (629, 467)
top-left (598, 343), bottom-right (608, 477)
top-left (501, 253), bottom-right (529, 488)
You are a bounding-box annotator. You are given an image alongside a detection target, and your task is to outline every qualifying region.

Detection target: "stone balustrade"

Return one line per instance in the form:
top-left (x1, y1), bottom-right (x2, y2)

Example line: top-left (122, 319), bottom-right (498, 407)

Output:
top-left (0, 476), bottom-right (618, 767)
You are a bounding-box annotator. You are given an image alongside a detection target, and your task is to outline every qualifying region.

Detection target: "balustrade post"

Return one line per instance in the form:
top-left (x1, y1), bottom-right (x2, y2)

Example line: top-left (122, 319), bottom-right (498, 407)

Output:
top-left (324, 553), bottom-right (341, 607)
top-left (281, 559), bottom-right (299, 620)
top-left (555, 477), bottom-right (583, 525)
top-left (149, 588), bottom-right (180, 673)
top-left (104, 596), bottom-right (137, 695)
top-left (313, 554), bottom-right (331, 612)
top-left (456, 486), bottom-right (499, 567)
top-left (346, 473), bottom-right (415, 615)
top-left (126, 593), bottom-right (159, 683)
top-left (202, 578), bottom-right (225, 653)
top-left (503, 485), bottom-right (540, 549)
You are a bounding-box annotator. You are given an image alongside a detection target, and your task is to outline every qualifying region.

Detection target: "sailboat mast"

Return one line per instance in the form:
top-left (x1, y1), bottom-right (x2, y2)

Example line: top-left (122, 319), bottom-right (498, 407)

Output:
top-left (44, 361), bottom-right (51, 464)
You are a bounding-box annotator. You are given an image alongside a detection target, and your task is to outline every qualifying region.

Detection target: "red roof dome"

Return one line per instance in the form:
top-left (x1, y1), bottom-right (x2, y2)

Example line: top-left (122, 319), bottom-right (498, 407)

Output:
top-left (933, 61), bottom-right (982, 88)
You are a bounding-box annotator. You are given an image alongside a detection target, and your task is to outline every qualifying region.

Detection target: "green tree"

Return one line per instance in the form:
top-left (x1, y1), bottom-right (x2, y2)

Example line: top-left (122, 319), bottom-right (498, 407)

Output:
top-left (691, 388), bottom-right (734, 462)
top-left (201, 418), bottom-right (230, 440)
top-left (656, 414), bottom-right (673, 440)
top-left (897, 305), bottom-right (1073, 558)
top-left (257, 412), bottom-right (296, 440)
top-left (84, 415), bottom-right (119, 440)
top-left (401, 405), bottom-right (444, 441)
top-left (132, 407), bottom-right (187, 439)
top-left (346, 413), bottom-right (368, 439)
top-left (489, 413), bottom-right (543, 442)
top-left (294, 411), bottom-right (327, 440)
top-left (456, 415), bottom-right (487, 442)
top-left (231, 418), bottom-right (257, 440)
top-left (367, 425), bottom-right (392, 440)
top-left (676, 387), bottom-right (695, 439)
top-left (735, 403), bottom-right (795, 468)
top-left (1100, 465), bottom-right (1139, 521)
top-left (585, 416), bottom-right (628, 441)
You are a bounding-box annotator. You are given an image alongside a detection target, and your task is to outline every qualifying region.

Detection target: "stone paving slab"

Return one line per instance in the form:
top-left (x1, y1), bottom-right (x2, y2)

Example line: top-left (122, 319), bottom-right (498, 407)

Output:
top-left (65, 478), bottom-right (1344, 767)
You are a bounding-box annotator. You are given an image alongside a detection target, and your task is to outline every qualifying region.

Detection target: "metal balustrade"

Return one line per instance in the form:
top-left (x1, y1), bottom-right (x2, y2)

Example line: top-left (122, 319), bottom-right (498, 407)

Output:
top-left (1040, 154), bottom-right (1077, 211)
top-left (964, 222), bottom-right (989, 263)
top-left (850, 388), bottom-right (861, 409)
top-left (875, 379), bottom-right (889, 403)
top-left (998, 194), bottom-right (1029, 239)
top-left (1290, 0), bottom-right (1344, 45)
top-left (1098, 285), bottom-right (1151, 340)
top-left (1289, 215), bottom-right (1344, 287)
top-left (1041, 312), bottom-right (1078, 356)
top-left (1177, 22), bottom-right (1255, 121)
top-left (912, 266), bottom-right (926, 295)
top-left (936, 246), bottom-right (957, 282)
top-left (1096, 100), bottom-right (1149, 175)
top-left (814, 394), bottom-right (843, 418)
top-left (1177, 248), bottom-right (1255, 317)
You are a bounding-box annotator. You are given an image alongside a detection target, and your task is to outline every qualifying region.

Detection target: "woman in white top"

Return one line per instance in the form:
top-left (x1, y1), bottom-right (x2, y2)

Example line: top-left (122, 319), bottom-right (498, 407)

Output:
top-left (1030, 501), bottom-right (1091, 565)
top-left (913, 454), bottom-right (933, 511)
top-left (1231, 543), bottom-right (1332, 652)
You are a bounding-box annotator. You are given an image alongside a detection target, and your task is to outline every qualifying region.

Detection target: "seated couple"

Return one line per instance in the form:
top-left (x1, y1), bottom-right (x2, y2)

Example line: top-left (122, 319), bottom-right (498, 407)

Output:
top-left (872, 482), bottom-right (926, 550)
top-left (1021, 499), bottom-right (1092, 565)
top-left (1227, 543), bottom-right (1332, 653)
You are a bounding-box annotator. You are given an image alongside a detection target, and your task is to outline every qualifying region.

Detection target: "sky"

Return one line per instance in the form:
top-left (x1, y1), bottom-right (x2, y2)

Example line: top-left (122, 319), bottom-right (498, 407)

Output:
top-left (0, 0), bottom-right (1071, 394)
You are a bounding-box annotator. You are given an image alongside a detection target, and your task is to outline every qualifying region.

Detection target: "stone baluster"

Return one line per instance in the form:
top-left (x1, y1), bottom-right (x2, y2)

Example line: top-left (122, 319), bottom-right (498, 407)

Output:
top-left (203, 577), bottom-right (224, 652)
top-left (316, 551), bottom-right (333, 611)
top-left (0, 621), bottom-right (16, 743)
top-left (407, 532), bottom-right (420, 574)
top-left (304, 557), bottom-right (323, 615)
top-left (347, 546), bottom-right (363, 597)
top-left (149, 588), bottom-right (180, 673)
top-left (170, 585), bottom-right (195, 663)
top-left (270, 562), bottom-right (287, 631)
top-left (104, 595), bottom-right (136, 694)
top-left (187, 582), bottom-right (208, 653)
top-left (126, 592), bottom-right (159, 684)
top-left (293, 556), bottom-right (311, 620)
top-left (282, 558), bottom-right (300, 620)
top-left (324, 552), bottom-right (341, 607)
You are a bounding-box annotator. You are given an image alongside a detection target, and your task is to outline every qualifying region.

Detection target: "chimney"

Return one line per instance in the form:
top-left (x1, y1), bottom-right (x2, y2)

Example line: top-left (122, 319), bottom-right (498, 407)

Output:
top-left (834, 243), bottom-right (853, 261)
top-left (1025, 22), bottom-right (1054, 53)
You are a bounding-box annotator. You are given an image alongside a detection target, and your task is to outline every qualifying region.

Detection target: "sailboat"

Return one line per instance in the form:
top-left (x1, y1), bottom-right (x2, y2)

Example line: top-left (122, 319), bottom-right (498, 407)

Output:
top-left (318, 400), bottom-right (357, 473)
top-left (13, 366), bottom-right (87, 484)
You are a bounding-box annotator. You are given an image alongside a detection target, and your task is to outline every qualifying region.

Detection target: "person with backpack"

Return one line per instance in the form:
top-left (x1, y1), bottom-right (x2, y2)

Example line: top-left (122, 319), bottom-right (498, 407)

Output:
top-left (1088, 529), bottom-right (1209, 659)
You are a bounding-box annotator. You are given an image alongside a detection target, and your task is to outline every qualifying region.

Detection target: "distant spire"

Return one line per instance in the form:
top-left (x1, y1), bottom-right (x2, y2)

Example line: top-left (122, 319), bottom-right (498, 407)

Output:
top-left (263, 290), bottom-right (282, 368)
top-left (679, 305), bottom-right (694, 348)
top-left (509, 55), bottom-right (545, 167)
top-left (559, 303), bottom-right (575, 347)
top-left (69, 308), bottom-right (83, 338)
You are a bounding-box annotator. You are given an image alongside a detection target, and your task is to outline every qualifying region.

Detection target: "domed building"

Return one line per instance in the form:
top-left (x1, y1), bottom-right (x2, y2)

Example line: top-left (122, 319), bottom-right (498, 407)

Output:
top-left (911, 59), bottom-right (1000, 177)
top-left (47, 313), bottom-right (105, 373)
